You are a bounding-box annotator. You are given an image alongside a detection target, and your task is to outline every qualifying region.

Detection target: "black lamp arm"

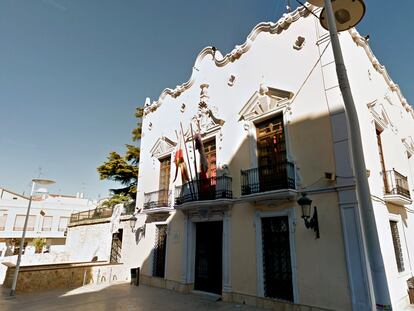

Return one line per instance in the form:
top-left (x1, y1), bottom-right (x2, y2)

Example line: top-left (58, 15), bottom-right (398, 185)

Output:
top-left (303, 206), bottom-right (320, 239)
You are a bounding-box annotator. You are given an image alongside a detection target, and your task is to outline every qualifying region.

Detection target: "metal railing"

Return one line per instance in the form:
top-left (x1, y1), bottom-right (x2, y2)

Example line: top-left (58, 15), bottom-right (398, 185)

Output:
top-left (385, 169), bottom-right (411, 199)
top-left (69, 202), bottom-right (135, 224)
top-left (175, 175), bottom-right (233, 205)
top-left (70, 207), bottom-right (114, 223)
top-left (241, 161), bottom-right (295, 195)
top-left (143, 189), bottom-right (171, 210)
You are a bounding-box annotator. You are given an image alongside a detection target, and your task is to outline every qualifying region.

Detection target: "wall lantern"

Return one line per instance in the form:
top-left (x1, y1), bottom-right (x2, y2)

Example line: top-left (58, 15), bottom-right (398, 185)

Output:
top-left (297, 193), bottom-right (320, 239)
top-left (129, 216), bottom-right (137, 232)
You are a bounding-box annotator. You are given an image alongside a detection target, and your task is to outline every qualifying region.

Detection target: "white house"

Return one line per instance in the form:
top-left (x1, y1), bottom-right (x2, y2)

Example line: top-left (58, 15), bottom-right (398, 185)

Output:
top-left (132, 4), bottom-right (414, 311)
top-left (0, 188), bottom-right (96, 257)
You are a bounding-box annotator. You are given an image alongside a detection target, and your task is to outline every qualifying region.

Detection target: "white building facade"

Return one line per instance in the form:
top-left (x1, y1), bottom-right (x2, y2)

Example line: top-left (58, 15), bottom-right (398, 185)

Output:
top-left (0, 189), bottom-right (96, 257)
top-left (133, 5), bottom-right (414, 311)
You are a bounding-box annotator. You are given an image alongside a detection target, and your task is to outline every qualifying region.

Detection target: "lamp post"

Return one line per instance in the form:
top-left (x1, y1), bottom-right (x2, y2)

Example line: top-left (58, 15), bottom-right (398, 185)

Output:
top-left (9, 178), bottom-right (55, 296)
top-left (307, 0), bottom-right (392, 308)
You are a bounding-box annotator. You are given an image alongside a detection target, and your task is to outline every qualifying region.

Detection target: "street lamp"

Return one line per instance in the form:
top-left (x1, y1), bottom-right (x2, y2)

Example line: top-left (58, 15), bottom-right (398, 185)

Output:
top-left (9, 178), bottom-right (55, 296)
top-left (297, 193), bottom-right (320, 239)
top-left (306, 0), bottom-right (392, 309)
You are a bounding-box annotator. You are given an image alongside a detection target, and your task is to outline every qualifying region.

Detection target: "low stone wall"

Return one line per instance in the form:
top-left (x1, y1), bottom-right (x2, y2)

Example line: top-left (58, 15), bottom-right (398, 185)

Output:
top-left (2, 261), bottom-right (128, 293)
top-left (0, 252), bottom-right (71, 285)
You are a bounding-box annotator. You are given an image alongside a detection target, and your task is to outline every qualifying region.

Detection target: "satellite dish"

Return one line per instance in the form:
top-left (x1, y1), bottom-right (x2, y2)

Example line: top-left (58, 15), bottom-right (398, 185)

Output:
top-left (319, 0), bottom-right (366, 32)
top-left (307, 0), bottom-right (324, 7)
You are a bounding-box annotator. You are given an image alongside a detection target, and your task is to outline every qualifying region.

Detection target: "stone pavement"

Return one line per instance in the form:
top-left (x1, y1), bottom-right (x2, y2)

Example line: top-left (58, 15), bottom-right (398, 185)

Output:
top-left (0, 283), bottom-right (264, 311)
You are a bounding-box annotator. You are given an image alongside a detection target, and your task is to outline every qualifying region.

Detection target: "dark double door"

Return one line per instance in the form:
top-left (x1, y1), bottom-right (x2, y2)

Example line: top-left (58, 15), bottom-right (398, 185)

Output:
top-left (194, 221), bottom-right (222, 294)
top-left (261, 216), bottom-right (293, 301)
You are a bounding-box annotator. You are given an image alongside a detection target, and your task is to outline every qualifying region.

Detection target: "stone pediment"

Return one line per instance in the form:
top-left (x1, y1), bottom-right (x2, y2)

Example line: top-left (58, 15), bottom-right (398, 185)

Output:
top-left (402, 136), bottom-right (414, 156)
top-left (367, 100), bottom-right (393, 131)
top-left (150, 136), bottom-right (176, 159)
top-left (239, 85), bottom-right (293, 122)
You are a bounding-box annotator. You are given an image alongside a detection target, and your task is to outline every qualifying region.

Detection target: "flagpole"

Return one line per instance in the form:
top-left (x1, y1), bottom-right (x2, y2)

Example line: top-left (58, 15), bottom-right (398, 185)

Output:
top-left (180, 122), bottom-right (196, 200)
top-left (190, 124), bottom-right (199, 194)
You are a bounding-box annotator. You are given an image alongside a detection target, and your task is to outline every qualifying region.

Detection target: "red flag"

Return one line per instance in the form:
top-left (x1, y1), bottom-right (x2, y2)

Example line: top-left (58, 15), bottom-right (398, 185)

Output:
top-left (173, 138), bottom-right (189, 183)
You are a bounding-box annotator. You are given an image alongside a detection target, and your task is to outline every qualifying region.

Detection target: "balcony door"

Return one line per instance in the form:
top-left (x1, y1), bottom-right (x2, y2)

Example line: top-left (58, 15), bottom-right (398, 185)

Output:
top-left (199, 138), bottom-right (217, 200)
top-left (158, 157), bottom-right (171, 206)
top-left (376, 129), bottom-right (388, 193)
top-left (256, 115), bottom-right (287, 192)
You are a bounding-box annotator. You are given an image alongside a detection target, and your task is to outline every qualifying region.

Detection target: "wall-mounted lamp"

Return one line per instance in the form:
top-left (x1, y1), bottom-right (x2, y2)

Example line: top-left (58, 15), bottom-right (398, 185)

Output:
top-left (297, 193), bottom-right (320, 239)
top-left (129, 216), bottom-right (137, 232)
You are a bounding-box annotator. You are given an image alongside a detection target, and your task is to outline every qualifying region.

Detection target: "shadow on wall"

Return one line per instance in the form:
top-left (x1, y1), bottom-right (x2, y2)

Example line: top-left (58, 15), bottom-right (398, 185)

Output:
top-left (135, 109), bottom-right (341, 292)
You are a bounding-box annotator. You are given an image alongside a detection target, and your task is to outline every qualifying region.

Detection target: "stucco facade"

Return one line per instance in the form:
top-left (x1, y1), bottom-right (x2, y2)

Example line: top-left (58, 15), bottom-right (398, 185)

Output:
top-left (130, 5), bottom-right (414, 311)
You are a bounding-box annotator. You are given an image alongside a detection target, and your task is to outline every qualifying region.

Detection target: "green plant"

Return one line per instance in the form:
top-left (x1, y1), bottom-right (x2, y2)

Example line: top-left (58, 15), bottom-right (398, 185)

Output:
top-left (32, 238), bottom-right (47, 254)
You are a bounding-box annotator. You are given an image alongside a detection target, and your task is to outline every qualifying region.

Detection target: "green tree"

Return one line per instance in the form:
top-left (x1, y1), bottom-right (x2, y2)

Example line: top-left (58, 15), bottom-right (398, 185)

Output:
top-left (97, 107), bottom-right (144, 202)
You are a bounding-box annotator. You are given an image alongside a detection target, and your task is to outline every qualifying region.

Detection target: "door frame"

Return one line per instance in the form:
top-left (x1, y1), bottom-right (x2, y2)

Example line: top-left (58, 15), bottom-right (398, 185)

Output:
top-left (150, 221), bottom-right (170, 279)
top-left (254, 208), bottom-right (298, 303)
top-left (183, 212), bottom-right (230, 294)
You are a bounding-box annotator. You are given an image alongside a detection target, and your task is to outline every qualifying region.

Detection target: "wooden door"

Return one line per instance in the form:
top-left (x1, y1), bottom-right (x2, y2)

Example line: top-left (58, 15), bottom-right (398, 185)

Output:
top-left (256, 115), bottom-right (287, 191)
top-left (158, 157), bottom-right (171, 205)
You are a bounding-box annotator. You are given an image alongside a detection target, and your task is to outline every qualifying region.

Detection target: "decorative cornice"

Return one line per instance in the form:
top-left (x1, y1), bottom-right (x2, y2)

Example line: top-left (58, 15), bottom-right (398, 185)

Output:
top-left (144, 5), bottom-right (312, 115)
top-left (239, 84), bottom-right (293, 122)
top-left (349, 29), bottom-right (413, 119)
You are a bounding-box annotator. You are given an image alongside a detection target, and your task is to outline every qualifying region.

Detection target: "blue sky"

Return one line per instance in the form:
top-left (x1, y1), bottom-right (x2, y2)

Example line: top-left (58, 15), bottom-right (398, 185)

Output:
top-left (0, 0), bottom-right (412, 199)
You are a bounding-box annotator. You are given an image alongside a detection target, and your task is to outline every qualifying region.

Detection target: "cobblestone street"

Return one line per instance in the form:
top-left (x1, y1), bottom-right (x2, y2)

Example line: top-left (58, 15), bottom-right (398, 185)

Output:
top-left (0, 283), bottom-right (263, 311)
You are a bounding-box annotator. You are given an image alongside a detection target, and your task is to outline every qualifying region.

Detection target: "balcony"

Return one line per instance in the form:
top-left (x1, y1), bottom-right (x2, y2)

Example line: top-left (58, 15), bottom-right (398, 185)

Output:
top-left (175, 176), bottom-right (233, 206)
top-left (70, 207), bottom-right (113, 224)
top-left (143, 189), bottom-right (172, 212)
top-left (384, 169), bottom-right (412, 205)
top-left (240, 162), bottom-right (296, 201)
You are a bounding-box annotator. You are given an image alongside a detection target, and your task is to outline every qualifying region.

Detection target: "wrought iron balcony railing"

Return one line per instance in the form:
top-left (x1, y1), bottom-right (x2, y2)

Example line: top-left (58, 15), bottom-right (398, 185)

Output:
top-left (143, 189), bottom-right (171, 210)
top-left (175, 176), bottom-right (233, 205)
top-left (241, 161), bottom-right (295, 195)
top-left (385, 169), bottom-right (411, 199)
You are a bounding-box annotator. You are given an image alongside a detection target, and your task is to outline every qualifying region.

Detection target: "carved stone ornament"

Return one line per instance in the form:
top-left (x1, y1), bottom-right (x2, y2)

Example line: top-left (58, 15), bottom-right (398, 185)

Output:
top-left (190, 84), bottom-right (225, 135)
top-left (150, 136), bottom-right (177, 159)
top-left (239, 84), bottom-right (293, 122)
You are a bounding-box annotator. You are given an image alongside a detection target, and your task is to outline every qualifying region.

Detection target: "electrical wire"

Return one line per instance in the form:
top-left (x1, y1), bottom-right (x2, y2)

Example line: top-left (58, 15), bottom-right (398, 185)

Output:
top-left (289, 41), bottom-right (330, 107)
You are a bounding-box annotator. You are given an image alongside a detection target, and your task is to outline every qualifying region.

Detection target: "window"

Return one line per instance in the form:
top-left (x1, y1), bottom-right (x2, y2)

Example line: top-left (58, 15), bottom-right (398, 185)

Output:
top-left (390, 221), bottom-right (405, 273)
top-left (159, 157), bottom-right (171, 190)
top-left (42, 216), bottom-right (53, 231)
top-left (58, 217), bottom-right (69, 231)
top-left (376, 129), bottom-right (388, 192)
top-left (255, 114), bottom-right (288, 191)
top-left (14, 215), bottom-right (36, 231)
top-left (0, 214), bottom-right (7, 231)
top-left (158, 157), bottom-right (171, 205)
top-left (203, 138), bottom-right (216, 179)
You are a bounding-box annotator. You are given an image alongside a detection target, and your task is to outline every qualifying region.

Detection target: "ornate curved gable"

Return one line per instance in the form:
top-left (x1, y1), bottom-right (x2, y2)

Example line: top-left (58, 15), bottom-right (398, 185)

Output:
top-left (239, 85), bottom-right (293, 122)
top-left (150, 136), bottom-right (176, 159)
